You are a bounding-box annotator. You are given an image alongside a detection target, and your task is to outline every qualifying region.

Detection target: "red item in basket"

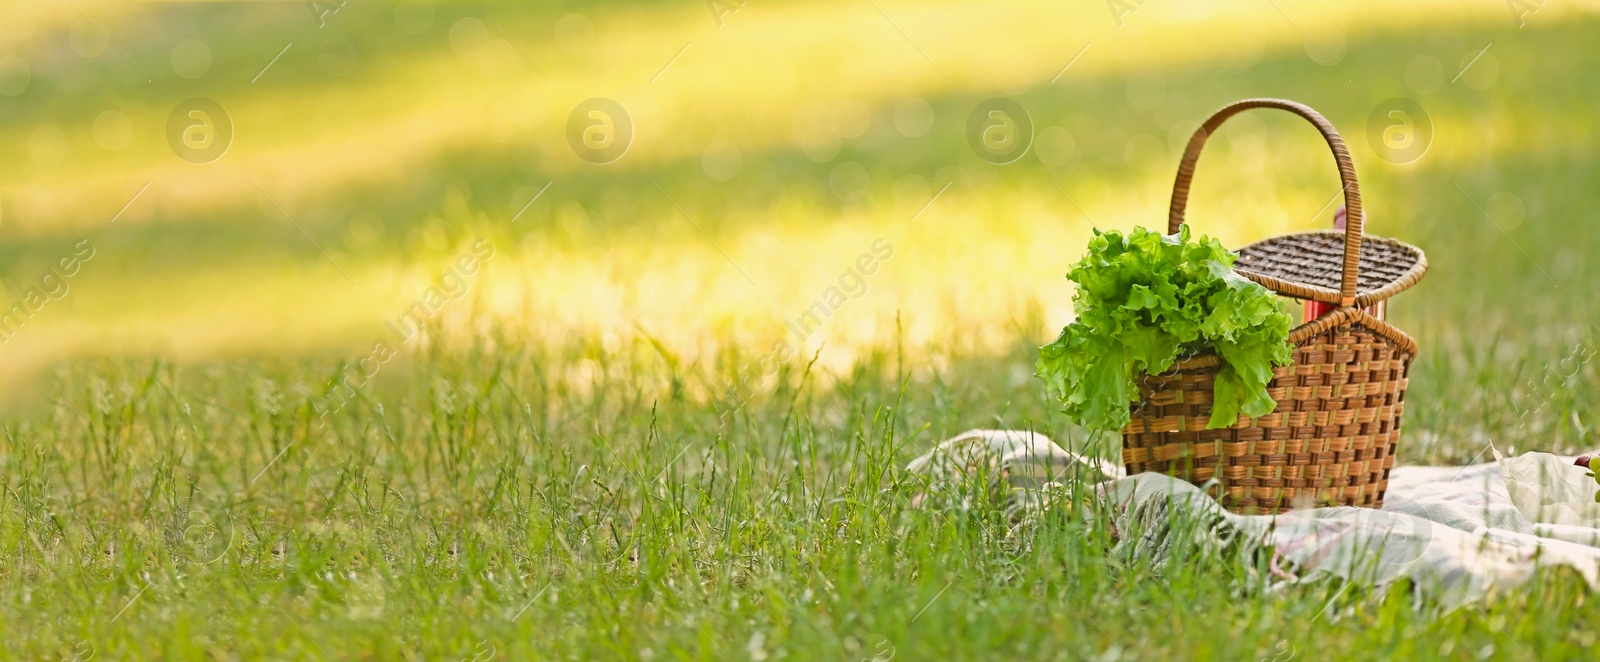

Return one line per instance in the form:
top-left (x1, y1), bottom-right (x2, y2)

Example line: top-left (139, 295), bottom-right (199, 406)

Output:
top-left (1302, 206), bottom-right (1385, 321)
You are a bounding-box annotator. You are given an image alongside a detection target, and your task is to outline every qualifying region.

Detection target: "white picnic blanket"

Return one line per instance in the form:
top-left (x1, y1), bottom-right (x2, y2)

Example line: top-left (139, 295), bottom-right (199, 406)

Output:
top-left (907, 429), bottom-right (1600, 609)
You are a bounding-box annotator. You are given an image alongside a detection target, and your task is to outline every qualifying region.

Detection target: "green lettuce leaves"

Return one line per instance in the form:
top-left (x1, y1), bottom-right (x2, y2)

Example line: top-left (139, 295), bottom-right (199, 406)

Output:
top-left (1036, 225), bottom-right (1294, 432)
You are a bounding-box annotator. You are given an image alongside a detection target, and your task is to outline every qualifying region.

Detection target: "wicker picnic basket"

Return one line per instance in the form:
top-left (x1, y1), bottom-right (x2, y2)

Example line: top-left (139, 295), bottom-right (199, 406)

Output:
top-left (1120, 98), bottom-right (1428, 514)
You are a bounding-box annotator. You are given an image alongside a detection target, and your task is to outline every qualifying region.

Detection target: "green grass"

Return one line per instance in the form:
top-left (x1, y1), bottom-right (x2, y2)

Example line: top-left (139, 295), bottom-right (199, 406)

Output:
top-left (4, 329), bottom-right (1600, 660)
top-left (5, 0), bottom-right (1600, 658)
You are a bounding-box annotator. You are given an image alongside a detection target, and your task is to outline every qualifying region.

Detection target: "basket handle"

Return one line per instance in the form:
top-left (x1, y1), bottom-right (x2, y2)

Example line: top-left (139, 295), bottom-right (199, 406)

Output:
top-left (1168, 98), bottom-right (1363, 306)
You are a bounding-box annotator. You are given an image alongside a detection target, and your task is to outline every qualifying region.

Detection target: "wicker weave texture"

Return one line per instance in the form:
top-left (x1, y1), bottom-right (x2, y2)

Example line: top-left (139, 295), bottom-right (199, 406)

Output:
top-left (1123, 98), bottom-right (1427, 514)
top-left (1122, 324), bottom-right (1410, 514)
top-left (1234, 231), bottom-right (1427, 308)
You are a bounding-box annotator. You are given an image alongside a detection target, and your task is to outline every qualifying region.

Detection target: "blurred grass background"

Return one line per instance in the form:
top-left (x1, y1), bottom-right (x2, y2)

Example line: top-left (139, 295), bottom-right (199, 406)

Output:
top-left (1, 0), bottom-right (1598, 449)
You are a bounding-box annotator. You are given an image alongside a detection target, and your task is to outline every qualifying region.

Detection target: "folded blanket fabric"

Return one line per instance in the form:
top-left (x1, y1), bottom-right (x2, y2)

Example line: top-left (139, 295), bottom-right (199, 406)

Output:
top-left (906, 429), bottom-right (1600, 609)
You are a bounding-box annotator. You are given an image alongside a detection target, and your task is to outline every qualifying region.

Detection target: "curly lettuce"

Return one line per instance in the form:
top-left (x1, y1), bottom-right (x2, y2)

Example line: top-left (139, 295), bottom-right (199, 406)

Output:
top-left (1036, 225), bottom-right (1294, 432)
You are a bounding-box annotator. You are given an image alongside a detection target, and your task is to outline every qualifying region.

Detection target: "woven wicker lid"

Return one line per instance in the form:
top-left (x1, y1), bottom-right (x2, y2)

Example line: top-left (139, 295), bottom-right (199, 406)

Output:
top-left (1168, 98), bottom-right (1427, 307)
top-left (1235, 230), bottom-right (1427, 308)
